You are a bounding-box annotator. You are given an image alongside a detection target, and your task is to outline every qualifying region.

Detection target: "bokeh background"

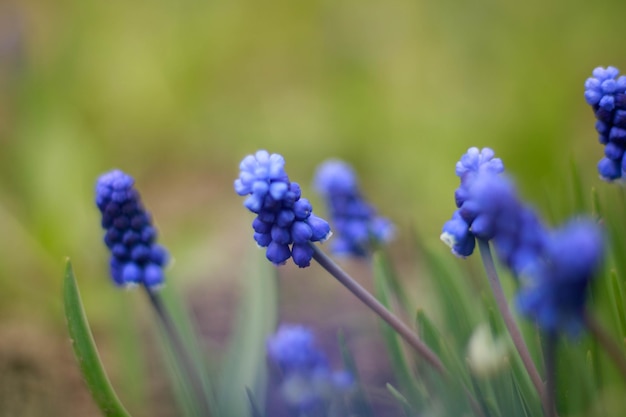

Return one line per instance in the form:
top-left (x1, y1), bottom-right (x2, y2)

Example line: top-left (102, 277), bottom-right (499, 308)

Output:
top-left (0, 0), bottom-right (624, 415)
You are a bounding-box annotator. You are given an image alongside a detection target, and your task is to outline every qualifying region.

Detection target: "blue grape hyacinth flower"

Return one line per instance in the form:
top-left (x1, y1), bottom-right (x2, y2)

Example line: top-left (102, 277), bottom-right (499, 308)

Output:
top-left (95, 170), bottom-right (169, 290)
top-left (313, 159), bottom-right (394, 257)
top-left (235, 150), bottom-right (331, 267)
top-left (516, 219), bottom-right (604, 335)
top-left (442, 148), bottom-right (549, 275)
top-left (267, 324), bottom-right (353, 413)
top-left (441, 147), bottom-right (504, 258)
top-left (584, 66), bottom-right (626, 181)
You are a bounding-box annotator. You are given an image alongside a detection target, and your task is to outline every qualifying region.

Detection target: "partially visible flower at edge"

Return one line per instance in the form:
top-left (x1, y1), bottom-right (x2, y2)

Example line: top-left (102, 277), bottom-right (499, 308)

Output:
top-left (95, 169), bottom-right (169, 290)
top-left (235, 150), bottom-right (332, 268)
top-left (584, 66), bottom-right (626, 181)
top-left (267, 324), bottom-right (354, 413)
top-left (313, 159), bottom-right (394, 257)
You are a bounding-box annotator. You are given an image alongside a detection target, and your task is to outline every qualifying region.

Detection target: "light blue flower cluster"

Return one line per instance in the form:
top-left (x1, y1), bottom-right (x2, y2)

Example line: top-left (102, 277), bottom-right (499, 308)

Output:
top-left (313, 159), bottom-right (394, 256)
top-left (441, 147), bottom-right (504, 257)
top-left (442, 149), bottom-right (605, 333)
top-left (95, 170), bottom-right (169, 289)
top-left (584, 66), bottom-right (626, 181)
top-left (267, 324), bottom-right (353, 413)
top-left (235, 150), bottom-right (331, 267)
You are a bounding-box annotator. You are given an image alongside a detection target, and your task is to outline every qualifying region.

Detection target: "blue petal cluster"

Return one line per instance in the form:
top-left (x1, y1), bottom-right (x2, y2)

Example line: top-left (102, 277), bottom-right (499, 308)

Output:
top-left (267, 325), bottom-right (353, 412)
top-left (441, 147), bottom-right (504, 257)
top-left (313, 159), bottom-right (394, 256)
top-left (516, 220), bottom-right (604, 335)
top-left (442, 148), bottom-right (605, 334)
top-left (235, 150), bottom-right (331, 267)
top-left (584, 66), bottom-right (626, 181)
top-left (95, 170), bottom-right (169, 289)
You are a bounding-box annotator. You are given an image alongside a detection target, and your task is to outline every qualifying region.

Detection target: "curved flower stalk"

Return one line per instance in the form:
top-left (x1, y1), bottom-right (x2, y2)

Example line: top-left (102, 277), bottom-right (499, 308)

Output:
top-left (235, 150), bottom-right (447, 375)
top-left (584, 66), bottom-right (626, 181)
top-left (96, 169), bottom-right (169, 290)
top-left (235, 150), bottom-right (331, 267)
top-left (267, 325), bottom-right (353, 414)
top-left (313, 159), bottom-right (394, 256)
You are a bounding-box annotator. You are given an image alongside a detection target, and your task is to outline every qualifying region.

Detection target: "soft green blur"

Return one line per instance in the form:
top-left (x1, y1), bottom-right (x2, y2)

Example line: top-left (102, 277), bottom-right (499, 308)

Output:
top-left (0, 0), bottom-right (624, 413)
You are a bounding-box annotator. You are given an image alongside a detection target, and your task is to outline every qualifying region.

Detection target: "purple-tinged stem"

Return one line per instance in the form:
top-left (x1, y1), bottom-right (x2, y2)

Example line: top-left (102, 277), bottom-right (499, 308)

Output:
top-left (477, 239), bottom-right (549, 414)
top-left (584, 311), bottom-right (626, 381)
top-left (310, 243), bottom-right (446, 375)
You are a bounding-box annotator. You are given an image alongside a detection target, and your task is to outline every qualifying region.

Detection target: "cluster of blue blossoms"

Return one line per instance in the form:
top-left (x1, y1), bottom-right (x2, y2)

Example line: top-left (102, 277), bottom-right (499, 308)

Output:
top-left (440, 147), bottom-right (505, 258)
top-left (441, 148), bottom-right (604, 334)
top-left (267, 324), bottom-right (353, 412)
top-left (584, 66), bottom-right (626, 181)
top-left (95, 170), bottom-right (169, 290)
top-left (313, 159), bottom-right (394, 257)
top-left (235, 150), bottom-right (331, 267)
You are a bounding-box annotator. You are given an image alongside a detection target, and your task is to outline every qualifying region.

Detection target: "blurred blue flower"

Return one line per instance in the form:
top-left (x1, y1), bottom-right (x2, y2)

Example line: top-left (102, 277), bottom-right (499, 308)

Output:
top-left (464, 173), bottom-right (548, 275)
top-left (313, 159), bottom-right (394, 257)
top-left (95, 170), bottom-right (169, 289)
top-left (584, 66), bottom-right (626, 181)
top-left (516, 220), bottom-right (604, 335)
top-left (267, 324), bottom-right (354, 413)
top-left (235, 150), bottom-right (331, 267)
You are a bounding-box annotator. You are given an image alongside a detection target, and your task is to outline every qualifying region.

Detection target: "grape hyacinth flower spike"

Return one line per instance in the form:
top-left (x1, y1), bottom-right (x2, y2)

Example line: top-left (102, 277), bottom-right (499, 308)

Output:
top-left (235, 150), bottom-right (331, 267)
top-left (584, 66), bottom-right (626, 181)
top-left (313, 159), bottom-right (394, 257)
top-left (95, 169), bottom-right (169, 290)
top-left (267, 324), bottom-right (353, 413)
top-left (441, 147), bottom-right (504, 258)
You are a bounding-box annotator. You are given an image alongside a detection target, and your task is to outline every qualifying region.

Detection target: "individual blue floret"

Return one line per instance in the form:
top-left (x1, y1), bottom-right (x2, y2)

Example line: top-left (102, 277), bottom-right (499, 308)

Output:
top-left (585, 66), bottom-right (626, 181)
top-left (440, 209), bottom-right (475, 257)
top-left (313, 159), bottom-right (394, 257)
top-left (267, 324), bottom-right (354, 413)
top-left (95, 169), bottom-right (169, 290)
top-left (235, 150), bottom-right (331, 267)
top-left (516, 219), bottom-right (604, 335)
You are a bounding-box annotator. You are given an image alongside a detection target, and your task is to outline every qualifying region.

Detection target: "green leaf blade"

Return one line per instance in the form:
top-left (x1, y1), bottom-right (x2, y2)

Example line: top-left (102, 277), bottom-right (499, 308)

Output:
top-left (63, 260), bottom-right (133, 417)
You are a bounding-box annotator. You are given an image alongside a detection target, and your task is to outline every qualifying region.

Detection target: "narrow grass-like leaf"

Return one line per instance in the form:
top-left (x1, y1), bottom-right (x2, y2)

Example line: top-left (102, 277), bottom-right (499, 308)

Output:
top-left (337, 331), bottom-right (375, 417)
top-left (218, 250), bottom-right (278, 417)
top-left (63, 260), bottom-right (133, 417)
top-left (373, 254), bottom-right (425, 409)
top-left (386, 383), bottom-right (413, 416)
top-left (416, 241), bottom-right (479, 348)
top-left (156, 282), bottom-right (217, 417)
top-left (610, 270), bottom-right (626, 338)
top-left (246, 387), bottom-right (265, 417)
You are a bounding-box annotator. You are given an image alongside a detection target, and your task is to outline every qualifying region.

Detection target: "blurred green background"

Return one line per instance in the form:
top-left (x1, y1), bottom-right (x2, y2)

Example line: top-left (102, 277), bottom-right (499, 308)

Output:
top-left (0, 0), bottom-right (624, 415)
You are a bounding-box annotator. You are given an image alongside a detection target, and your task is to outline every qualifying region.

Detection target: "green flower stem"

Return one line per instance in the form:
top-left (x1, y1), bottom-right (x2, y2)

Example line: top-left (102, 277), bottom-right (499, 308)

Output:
top-left (145, 288), bottom-right (212, 417)
top-left (477, 239), bottom-right (549, 414)
top-left (544, 332), bottom-right (557, 417)
top-left (584, 311), bottom-right (626, 381)
top-left (310, 243), bottom-right (446, 375)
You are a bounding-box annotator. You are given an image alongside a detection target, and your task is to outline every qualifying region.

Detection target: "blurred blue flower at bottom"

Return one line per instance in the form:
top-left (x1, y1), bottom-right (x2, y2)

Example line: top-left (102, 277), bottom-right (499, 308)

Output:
top-left (267, 324), bottom-right (354, 413)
